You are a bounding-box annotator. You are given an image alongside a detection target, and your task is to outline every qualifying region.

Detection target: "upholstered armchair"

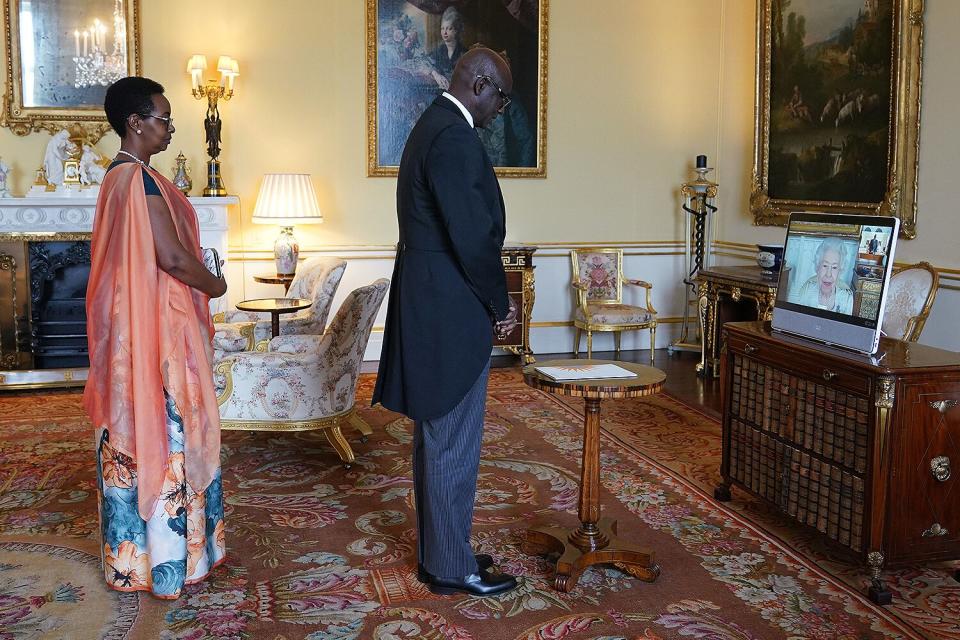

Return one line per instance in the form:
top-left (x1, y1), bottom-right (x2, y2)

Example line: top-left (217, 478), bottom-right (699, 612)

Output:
top-left (212, 256), bottom-right (347, 354)
top-left (881, 261), bottom-right (939, 342)
top-left (570, 248), bottom-right (658, 362)
top-left (214, 278), bottom-right (389, 467)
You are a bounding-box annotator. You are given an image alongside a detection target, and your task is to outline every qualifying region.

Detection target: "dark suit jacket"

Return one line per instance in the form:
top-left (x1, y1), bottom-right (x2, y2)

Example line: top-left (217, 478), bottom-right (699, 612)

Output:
top-left (373, 96), bottom-right (509, 420)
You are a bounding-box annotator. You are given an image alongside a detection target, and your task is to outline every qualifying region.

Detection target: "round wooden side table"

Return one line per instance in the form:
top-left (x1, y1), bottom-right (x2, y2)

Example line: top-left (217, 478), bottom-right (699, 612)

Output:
top-left (521, 358), bottom-right (666, 592)
top-left (253, 274), bottom-right (295, 294)
top-left (235, 297), bottom-right (311, 338)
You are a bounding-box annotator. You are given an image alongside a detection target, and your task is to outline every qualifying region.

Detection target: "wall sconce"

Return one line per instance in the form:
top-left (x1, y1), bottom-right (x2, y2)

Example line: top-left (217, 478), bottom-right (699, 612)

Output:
top-left (252, 174), bottom-right (324, 276)
top-left (186, 54), bottom-right (239, 196)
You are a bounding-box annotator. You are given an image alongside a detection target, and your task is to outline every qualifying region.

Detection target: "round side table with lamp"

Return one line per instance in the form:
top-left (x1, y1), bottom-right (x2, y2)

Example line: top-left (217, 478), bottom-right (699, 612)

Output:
top-left (252, 173), bottom-right (324, 277)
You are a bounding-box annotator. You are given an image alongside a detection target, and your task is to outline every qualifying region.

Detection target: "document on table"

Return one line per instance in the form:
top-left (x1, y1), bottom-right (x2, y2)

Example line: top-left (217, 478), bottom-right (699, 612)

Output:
top-left (534, 363), bottom-right (637, 381)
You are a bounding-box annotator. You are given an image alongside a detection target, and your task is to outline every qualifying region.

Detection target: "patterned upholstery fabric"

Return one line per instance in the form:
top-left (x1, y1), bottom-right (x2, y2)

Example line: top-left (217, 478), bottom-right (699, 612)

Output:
top-left (215, 279), bottom-right (389, 423)
top-left (213, 256), bottom-right (347, 352)
top-left (881, 266), bottom-right (936, 341)
top-left (576, 252), bottom-right (620, 301)
top-left (211, 321), bottom-right (255, 361)
top-left (575, 303), bottom-right (652, 325)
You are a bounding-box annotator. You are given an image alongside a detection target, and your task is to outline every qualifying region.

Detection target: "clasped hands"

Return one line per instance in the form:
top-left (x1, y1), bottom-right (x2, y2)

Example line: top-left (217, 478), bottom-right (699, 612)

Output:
top-left (494, 296), bottom-right (519, 340)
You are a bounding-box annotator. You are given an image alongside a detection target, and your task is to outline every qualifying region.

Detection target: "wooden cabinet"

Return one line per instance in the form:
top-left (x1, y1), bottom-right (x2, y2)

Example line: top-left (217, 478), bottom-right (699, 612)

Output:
top-left (716, 321), bottom-right (960, 604)
top-left (497, 246), bottom-right (536, 363)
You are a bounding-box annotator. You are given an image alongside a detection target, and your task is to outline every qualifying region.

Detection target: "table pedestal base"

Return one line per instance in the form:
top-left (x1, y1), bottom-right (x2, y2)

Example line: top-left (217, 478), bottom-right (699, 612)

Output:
top-left (522, 517), bottom-right (660, 592)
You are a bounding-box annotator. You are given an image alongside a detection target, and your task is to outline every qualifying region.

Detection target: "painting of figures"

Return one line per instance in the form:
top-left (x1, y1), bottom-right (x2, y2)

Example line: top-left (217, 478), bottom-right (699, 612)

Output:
top-left (751, 0), bottom-right (923, 238)
top-left (768, 0), bottom-right (891, 202)
top-left (366, 0), bottom-right (547, 177)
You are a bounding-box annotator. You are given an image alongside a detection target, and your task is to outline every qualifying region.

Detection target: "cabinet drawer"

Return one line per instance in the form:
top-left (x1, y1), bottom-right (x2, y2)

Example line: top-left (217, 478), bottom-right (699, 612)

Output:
top-left (505, 270), bottom-right (523, 293)
top-left (728, 334), bottom-right (872, 396)
top-left (888, 386), bottom-right (960, 561)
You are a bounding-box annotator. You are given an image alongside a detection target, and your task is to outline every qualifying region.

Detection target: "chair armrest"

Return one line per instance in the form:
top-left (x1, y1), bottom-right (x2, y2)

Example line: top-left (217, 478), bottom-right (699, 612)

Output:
top-left (213, 321), bottom-right (257, 352)
top-left (269, 333), bottom-right (334, 359)
top-left (623, 277), bottom-right (657, 315)
top-left (212, 311), bottom-right (225, 323)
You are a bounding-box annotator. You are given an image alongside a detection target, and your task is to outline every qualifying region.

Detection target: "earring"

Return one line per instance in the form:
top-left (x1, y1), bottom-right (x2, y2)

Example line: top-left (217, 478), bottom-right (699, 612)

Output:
top-left (136, 129), bottom-right (142, 134)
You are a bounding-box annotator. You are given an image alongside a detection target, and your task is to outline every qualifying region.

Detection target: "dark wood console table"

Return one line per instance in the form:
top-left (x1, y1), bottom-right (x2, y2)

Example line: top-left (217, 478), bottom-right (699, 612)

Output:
top-left (716, 321), bottom-right (960, 604)
top-left (696, 266), bottom-right (778, 378)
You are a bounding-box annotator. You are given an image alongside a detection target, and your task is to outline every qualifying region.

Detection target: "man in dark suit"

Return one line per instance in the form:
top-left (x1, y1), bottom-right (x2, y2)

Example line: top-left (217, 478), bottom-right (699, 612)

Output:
top-left (373, 48), bottom-right (519, 597)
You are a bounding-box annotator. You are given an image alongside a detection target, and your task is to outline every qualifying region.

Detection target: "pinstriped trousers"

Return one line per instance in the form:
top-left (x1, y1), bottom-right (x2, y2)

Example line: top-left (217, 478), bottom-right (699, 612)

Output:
top-left (413, 361), bottom-right (490, 578)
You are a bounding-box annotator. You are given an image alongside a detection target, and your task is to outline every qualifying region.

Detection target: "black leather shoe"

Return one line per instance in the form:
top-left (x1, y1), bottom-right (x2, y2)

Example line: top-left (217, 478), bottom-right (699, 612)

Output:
top-left (417, 553), bottom-right (493, 584)
top-left (427, 570), bottom-right (518, 596)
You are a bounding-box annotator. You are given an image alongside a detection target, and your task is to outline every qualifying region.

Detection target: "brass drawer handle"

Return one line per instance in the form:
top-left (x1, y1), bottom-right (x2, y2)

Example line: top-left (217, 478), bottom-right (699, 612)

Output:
top-left (822, 369), bottom-right (838, 381)
top-left (929, 399), bottom-right (959, 414)
top-left (921, 523), bottom-right (948, 537)
top-left (931, 456), bottom-right (951, 482)
top-left (744, 344), bottom-right (758, 355)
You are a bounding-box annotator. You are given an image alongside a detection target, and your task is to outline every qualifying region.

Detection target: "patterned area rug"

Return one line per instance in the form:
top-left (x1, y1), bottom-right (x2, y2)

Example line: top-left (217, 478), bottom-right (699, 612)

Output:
top-left (0, 370), bottom-right (953, 639)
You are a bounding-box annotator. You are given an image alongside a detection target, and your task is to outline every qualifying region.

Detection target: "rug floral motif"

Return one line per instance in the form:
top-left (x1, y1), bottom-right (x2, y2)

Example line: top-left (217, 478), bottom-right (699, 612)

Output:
top-left (0, 370), bottom-right (951, 639)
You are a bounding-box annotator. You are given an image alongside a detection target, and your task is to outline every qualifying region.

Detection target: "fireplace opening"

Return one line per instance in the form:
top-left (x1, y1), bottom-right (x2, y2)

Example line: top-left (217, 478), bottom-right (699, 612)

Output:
top-left (29, 241), bottom-right (91, 369)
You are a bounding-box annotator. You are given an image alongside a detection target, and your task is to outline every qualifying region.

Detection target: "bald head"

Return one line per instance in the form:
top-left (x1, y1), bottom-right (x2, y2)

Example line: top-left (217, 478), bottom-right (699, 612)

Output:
top-left (448, 47), bottom-right (513, 129)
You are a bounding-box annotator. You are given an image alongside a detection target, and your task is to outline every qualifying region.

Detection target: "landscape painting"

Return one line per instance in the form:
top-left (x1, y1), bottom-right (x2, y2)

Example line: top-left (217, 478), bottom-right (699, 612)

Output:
top-left (769, 0), bottom-right (891, 202)
top-left (751, 0), bottom-right (924, 238)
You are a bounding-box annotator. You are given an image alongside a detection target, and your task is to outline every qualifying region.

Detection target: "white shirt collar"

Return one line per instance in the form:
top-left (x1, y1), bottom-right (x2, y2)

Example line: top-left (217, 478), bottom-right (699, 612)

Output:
top-left (442, 92), bottom-right (474, 128)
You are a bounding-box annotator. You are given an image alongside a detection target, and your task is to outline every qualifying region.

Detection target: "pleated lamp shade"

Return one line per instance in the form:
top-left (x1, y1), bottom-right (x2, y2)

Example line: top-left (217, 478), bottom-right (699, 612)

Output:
top-left (252, 174), bottom-right (323, 276)
top-left (252, 174), bottom-right (323, 227)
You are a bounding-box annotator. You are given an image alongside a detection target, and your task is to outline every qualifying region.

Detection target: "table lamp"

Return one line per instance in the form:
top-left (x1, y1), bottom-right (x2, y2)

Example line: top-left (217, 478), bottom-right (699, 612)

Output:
top-left (252, 174), bottom-right (323, 276)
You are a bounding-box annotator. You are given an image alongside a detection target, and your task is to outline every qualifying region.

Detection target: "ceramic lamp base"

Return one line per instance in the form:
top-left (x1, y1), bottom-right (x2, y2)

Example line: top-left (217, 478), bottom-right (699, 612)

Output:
top-left (274, 226), bottom-right (299, 276)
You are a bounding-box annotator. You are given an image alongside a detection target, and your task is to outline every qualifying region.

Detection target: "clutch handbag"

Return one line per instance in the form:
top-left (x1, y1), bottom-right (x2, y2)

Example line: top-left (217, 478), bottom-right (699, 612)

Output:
top-left (201, 247), bottom-right (222, 279)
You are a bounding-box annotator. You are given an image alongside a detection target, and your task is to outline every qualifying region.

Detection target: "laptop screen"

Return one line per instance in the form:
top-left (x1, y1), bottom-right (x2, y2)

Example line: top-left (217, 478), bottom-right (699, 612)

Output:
top-left (774, 213), bottom-right (898, 330)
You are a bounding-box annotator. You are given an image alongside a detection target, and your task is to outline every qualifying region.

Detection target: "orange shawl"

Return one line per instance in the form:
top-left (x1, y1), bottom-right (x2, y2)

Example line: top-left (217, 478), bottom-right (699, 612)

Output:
top-left (84, 162), bottom-right (221, 520)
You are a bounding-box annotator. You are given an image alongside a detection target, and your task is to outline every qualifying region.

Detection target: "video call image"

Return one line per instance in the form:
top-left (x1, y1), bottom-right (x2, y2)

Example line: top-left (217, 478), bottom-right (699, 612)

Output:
top-left (776, 222), bottom-right (892, 321)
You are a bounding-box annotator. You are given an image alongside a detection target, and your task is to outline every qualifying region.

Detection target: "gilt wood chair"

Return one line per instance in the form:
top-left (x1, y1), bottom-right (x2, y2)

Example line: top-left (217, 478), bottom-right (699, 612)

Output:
top-left (570, 248), bottom-right (657, 362)
top-left (214, 278), bottom-right (389, 468)
top-left (881, 261), bottom-right (939, 342)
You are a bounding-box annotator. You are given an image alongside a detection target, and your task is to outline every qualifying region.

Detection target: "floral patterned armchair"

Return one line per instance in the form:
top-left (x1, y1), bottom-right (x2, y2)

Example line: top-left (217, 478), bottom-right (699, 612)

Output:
top-left (881, 261), bottom-right (939, 342)
top-left (570, 248), bottom-right (657, 362)
top-left (212, 257), bottom-right (347, 356)
top-left (214, 279), bottom-right (389, 468)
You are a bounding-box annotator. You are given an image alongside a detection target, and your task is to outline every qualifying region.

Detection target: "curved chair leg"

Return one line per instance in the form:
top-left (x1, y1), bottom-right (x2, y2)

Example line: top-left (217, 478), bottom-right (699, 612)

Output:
top-left (613, 331), bottom-right (621, 359)
top-left (349, 411), bottom-right (372, 443)
top-left (573, 327), bottom-right (582, 358)
top-left (324, 424), bottom-right (356, 469)
top-left (586, 331), bottom-right (593, 359)
top-left (649, 324), bottom-right (657, 364)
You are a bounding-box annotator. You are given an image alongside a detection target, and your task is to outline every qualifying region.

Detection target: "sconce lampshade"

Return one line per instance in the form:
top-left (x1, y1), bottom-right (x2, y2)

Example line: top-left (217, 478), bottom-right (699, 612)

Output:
top-left (252, 174), bottom-right (323, 276)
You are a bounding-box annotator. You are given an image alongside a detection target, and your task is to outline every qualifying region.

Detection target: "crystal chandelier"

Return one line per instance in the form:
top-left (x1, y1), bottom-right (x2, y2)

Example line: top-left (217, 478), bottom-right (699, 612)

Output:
top-left (73, 0), bottom-right (127, 89)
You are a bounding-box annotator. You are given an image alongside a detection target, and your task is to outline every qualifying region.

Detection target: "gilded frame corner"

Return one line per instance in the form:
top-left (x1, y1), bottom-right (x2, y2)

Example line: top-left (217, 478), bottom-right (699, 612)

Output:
top-left (750, 0), bottom-right (924, 238)
top-left (1, 0), bottom-right (142, 143)
top-left (365, 0), bottom-right (548, 178)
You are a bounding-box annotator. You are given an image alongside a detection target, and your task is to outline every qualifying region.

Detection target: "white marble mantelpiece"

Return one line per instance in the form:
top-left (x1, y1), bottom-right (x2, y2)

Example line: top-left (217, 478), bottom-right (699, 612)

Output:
top-left (0, 196), bottom-right (236, 255)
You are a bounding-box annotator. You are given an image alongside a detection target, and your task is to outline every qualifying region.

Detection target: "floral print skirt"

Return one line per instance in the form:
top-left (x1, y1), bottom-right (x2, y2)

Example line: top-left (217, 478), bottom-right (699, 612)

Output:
top-left (95, 390), bottom-right (226, 599)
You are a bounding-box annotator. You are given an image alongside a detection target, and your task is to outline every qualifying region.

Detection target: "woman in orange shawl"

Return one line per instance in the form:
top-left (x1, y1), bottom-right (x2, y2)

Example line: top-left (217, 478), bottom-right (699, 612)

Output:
top-left (85, 77), bottom-right (228, 598)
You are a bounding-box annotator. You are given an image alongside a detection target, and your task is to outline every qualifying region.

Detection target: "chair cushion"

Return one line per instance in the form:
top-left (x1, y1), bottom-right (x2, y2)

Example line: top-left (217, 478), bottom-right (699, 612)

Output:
top-left (576, 303), bottom-right (653, 326)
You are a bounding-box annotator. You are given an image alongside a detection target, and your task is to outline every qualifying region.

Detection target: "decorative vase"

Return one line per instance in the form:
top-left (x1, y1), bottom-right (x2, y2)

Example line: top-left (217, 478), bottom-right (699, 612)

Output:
top-left (172, 152), bottom-right (192, 196)
top-left (274, 227), bottom-right (299, 276)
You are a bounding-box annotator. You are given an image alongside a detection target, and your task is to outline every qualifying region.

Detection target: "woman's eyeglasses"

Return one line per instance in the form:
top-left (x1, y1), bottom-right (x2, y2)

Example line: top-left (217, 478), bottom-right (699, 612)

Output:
top-left (476, 75), bottom-right (511, 110)
top-left (143, 114), bottom-right (174, 130)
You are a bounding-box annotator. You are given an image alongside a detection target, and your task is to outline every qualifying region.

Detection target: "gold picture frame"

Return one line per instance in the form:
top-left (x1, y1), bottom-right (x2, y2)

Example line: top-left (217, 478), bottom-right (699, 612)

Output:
top-left (750, 0), bottom-right (923, 238)
top-left (1, 0), bottom-right (142, 143)
top-left (366, 0), bottom-right (548, 178)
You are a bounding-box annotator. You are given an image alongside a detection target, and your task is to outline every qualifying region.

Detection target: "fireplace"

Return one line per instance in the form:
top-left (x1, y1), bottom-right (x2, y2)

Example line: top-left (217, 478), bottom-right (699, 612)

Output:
top-left (0, 195), bottom-right (234, 390)
top-left (29, 241), bottom-right (91, 369)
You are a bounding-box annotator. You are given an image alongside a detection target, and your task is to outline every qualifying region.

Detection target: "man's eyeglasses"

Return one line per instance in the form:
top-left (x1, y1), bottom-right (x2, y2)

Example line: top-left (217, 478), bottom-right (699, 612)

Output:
top-left (476, 75), bottom-right (511, 110)
top-left (143, 114), bottom-right (174, 130)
